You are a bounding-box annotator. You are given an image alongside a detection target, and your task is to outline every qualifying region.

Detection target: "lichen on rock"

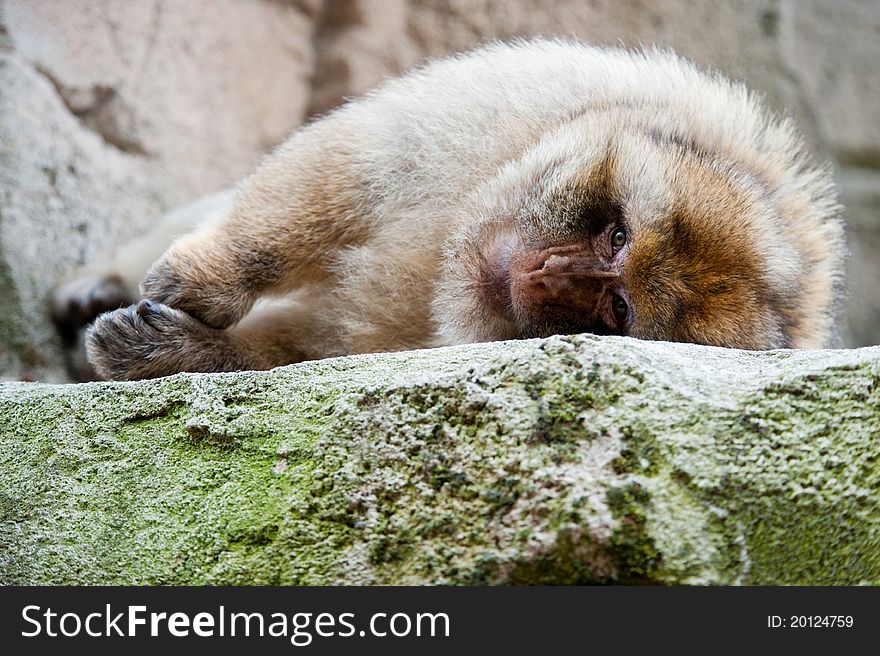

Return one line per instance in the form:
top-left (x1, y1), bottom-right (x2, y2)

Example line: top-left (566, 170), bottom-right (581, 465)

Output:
top-left (2, 334), bottom-right (878, 585)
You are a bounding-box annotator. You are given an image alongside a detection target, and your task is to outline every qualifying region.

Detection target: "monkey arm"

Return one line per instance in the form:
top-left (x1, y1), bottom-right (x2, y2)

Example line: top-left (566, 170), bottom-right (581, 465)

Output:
top-left (140, 121), bottom-right (372, 330)
top-left (51, 190), bottom-right (237, 342)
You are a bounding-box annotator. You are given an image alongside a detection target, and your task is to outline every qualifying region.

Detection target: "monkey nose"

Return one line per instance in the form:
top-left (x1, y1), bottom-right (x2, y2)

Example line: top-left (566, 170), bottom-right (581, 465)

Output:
top-left (507, 244), bottom-right (619, 315)
top-left (526, 270), bottom-right (605, 307)
top-left (528, 254), bottom-right (618, 298)
top-left (539, 253), bottom-right (620, 280)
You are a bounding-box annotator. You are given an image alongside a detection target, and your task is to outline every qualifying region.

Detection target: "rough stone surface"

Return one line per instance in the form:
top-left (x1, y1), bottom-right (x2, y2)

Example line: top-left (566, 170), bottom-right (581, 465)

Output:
top-left (780, 0), bottom-right (880, 163)
top-left (5, 0), bottom-right (316, 187)
top-left (2, 0), bottom-right (879, 383)
top-left (1, 0), bottom-right (315, 381)
top-left (308, 0), bottom-right (814, 145)
top-left (1, 48), bottom-right (160, 382)
top-left (839, 168), bottom-right (880, 348)
top-left (2, 335), bottom-right (879, 585)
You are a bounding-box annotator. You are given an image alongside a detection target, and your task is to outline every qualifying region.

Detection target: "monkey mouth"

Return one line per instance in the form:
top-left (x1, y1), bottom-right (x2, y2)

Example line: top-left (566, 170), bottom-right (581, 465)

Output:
top-left (477, 237), bottom-right (595, 331)
top-left (477, 236), bottom-right (616, 338)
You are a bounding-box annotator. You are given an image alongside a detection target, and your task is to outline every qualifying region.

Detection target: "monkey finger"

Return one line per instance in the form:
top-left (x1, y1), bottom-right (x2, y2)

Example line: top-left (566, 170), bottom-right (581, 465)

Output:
top-left (86, 302), bottom-right (246, 380)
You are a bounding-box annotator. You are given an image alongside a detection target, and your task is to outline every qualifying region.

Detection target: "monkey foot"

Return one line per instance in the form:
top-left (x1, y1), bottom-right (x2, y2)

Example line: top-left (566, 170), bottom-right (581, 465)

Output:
top-left (86, 300), bottom-right (240, 380)
top-left (51, 271), bottom-right (133, 343)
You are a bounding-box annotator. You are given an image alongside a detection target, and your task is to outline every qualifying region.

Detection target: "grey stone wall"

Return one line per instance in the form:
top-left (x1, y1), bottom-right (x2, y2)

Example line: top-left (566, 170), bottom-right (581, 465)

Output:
top-left (2, 0), bottom-right (878, 381)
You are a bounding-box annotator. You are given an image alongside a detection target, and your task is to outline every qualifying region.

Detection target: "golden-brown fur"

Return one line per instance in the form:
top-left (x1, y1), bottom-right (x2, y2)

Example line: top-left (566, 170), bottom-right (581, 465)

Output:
top-left (50, 40), bottom-right (844, 380)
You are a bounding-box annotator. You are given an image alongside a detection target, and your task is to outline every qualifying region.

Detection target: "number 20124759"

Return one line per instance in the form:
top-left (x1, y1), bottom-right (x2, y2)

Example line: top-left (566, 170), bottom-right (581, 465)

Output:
top-left (768, 616), bottom-right (854, 629)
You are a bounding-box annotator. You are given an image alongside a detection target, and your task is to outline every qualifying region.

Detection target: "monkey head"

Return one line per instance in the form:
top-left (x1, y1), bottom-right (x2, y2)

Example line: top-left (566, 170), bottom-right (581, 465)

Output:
top-left (434, 109), bottom-right (843, 350)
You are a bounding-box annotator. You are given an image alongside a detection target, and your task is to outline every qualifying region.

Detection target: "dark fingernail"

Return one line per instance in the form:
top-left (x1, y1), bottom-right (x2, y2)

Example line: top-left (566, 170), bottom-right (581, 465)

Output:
top-left (136, 299), bottom-right (155, 317)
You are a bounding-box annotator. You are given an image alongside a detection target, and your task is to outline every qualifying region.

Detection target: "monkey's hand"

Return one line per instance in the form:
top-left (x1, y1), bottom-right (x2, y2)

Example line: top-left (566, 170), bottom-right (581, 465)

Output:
top-left (86, 300), bottom-right (243, 380)
top-left (140, 247), bottom-right (257, 330)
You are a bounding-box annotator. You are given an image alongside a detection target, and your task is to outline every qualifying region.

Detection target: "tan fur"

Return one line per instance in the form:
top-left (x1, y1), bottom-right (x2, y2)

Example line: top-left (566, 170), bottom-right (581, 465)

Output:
top-left (49, 40), bottom-right (844, 380)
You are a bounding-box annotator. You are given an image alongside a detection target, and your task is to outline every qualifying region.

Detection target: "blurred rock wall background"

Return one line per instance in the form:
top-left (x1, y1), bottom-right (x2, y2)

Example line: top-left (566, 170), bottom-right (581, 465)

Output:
top-left (2, 0), bottom-right (878, 381)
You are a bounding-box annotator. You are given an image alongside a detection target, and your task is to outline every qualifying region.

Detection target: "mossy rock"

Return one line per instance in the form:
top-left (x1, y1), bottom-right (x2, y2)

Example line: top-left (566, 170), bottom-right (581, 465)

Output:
top-left (2, 335), bottom-right (878, 584)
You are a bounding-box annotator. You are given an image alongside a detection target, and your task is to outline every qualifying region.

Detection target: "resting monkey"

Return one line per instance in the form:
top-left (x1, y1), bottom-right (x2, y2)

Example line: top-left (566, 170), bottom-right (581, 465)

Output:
top-left (52, 40), bottom-right (844, 381)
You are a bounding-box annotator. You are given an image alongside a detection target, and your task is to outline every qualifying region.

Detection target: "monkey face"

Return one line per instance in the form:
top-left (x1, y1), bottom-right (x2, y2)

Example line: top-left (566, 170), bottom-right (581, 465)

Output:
top-left (436, 113), bottom-right (817, 350)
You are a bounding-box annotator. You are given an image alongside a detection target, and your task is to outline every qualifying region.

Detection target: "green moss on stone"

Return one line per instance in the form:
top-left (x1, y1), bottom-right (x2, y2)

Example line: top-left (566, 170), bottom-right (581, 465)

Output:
top-left (2, 336), bottom-right (880, 584)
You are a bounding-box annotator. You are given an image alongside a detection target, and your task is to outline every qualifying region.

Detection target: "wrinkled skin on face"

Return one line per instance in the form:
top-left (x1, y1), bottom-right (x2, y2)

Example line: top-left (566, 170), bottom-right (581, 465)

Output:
top-left (436, 111), bottom-right (836, 351)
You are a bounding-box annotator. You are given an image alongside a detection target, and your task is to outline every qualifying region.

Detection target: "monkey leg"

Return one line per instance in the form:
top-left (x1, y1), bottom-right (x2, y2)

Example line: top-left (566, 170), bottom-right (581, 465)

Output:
top-left (139, 132), bottom-right (369, 330)
top-left (137, 228), bottom-right (266, 331)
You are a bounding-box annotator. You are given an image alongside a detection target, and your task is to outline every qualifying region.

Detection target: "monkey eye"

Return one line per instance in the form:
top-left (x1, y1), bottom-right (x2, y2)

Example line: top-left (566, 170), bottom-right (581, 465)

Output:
top-left (611, 293), bottom-right (629, 325)
top-left (610, 227), bottom-right (627, 252)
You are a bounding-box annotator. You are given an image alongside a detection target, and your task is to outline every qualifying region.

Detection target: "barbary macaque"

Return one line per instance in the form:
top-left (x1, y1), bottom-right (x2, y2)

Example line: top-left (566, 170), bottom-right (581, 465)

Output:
top-left (52, 40), bottom-right (844, 381)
